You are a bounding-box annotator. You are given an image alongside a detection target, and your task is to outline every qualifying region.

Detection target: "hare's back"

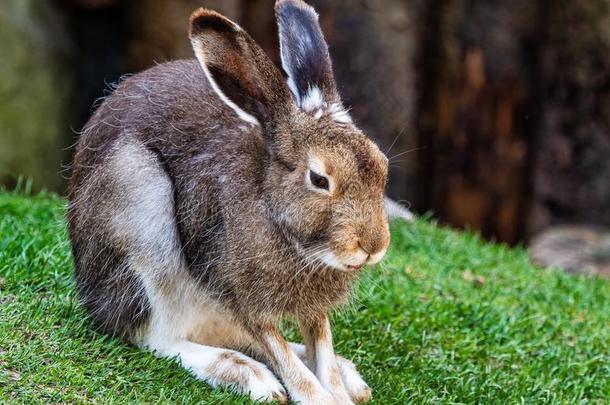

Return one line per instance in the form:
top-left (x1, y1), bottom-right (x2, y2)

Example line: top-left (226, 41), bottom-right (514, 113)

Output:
top-left (67, 60), bottom-right (240, 337)
top-left (73, 59), bottom-right (228, 173)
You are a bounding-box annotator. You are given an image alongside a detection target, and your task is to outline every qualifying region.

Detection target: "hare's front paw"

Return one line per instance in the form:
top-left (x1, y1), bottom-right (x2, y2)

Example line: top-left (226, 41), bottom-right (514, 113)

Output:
top-left (337, 357), bottom-right (372, 403)
top-left (294, 377), bottom-right (353, 405)
top-left (331, 388), bottom-right (356, 405)
top-left (302, 390), bottom-right (336, 405)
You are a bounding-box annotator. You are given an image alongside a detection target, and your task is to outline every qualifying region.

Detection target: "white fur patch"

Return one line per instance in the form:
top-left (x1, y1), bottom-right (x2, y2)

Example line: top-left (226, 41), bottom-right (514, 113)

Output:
top-left (153, 341), bottom-right (286, 403)
top-left (108, 141), bottom-right (181, 265)
top-left (313, 337), bottom-right (335, 388)
top-left (327, 102), bottom-right (352, 124)
top-left (297, 87), bottom-right (353, 124)
top-left (318, 250), bottom-right (347, 271)
top-left (313, 243), bottom-right (372, 272)
top-left (301, 86), bottom-right (325, 113)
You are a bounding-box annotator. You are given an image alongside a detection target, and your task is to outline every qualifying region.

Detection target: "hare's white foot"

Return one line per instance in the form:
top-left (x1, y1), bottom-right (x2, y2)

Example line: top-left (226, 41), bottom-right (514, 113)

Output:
top-left (337, 357), bottom-right (371, 404)
top-left (152, 341), bottom-right (287, 403)
top-left (289, 343), bottom-right (371, 403)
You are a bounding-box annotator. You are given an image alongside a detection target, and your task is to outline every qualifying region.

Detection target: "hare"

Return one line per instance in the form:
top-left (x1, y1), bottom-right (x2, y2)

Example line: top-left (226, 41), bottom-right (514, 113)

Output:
top-left (68, 1), bottom-right (393, 403)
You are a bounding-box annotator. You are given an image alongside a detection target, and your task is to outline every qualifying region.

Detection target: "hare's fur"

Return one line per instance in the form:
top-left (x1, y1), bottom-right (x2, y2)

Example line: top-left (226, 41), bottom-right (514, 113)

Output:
top-left (68, 1), bottom-right (390, 403)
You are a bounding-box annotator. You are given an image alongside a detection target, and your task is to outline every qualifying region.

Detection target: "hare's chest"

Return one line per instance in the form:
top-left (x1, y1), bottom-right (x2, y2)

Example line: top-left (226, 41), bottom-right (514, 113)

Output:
top-left (291, 269), bottom-right (355, 315)
top-left (247, 264), bottom-right (356, 320)
top-left (224, 221), bottom-right (356, 319)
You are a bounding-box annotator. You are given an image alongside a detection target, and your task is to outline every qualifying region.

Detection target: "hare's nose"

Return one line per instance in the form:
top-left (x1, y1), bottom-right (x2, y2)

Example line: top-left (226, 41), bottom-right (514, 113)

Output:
top-left (359, 237), bottom-right (386, 259)
top-left (358, 233), bottom-right (389, 265)
top-left (357, 241), bottom-right (371, 261)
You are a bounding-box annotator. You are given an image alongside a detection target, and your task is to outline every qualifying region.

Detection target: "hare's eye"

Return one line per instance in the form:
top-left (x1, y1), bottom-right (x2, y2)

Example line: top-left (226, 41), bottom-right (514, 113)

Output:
top-left (309, 170), bottom-right (329, 191)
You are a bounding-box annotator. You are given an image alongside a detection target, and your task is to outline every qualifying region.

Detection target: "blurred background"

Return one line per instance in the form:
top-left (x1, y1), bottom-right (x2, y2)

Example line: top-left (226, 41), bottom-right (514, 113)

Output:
top-left (1, 0), bottom-right (609, 273)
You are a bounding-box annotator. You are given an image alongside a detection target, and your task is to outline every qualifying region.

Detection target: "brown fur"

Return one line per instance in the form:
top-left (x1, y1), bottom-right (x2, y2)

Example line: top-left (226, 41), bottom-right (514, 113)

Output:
top-left (69, 15), bottom-right (388, 337)
top-left (252, 325), bottom-right (328, 402)
top-left (329, 366), bottom-right (342, 389)
top-left (299, 316), bottom-right (351, 399)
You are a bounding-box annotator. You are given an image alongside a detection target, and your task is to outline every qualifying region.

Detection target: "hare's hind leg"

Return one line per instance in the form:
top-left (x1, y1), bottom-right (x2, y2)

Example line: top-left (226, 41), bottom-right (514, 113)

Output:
top-left (103, 140), bottom-right (286, 402)
top-left (143, 338), bottom-right (287, 403)
top-left (138, 297), bottom-right (287, 403)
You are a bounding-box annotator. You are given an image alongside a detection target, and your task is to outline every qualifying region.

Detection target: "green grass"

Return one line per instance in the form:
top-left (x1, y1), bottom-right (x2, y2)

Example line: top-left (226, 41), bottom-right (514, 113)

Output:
top-left (1, 192), bottom-right (609, 404)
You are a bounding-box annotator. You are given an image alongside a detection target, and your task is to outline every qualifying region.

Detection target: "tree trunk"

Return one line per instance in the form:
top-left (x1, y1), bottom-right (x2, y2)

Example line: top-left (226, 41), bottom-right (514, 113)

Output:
top-left (529, 0), bottom-right (610, 235)
top-left (416, 0), bottom-right (541, 243)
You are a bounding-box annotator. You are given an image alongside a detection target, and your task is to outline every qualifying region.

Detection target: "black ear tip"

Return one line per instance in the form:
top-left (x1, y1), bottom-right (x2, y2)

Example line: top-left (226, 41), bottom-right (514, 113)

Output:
top-left (275, 0), bottom-right (317, 16)
top-left (274, 0), bottom-right (297, 9)
top-left (189, 8), bottom-right (239, 38)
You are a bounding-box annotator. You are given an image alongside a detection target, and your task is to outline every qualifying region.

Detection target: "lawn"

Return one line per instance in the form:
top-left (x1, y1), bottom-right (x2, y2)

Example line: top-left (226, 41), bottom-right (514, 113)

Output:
top-left (1, 191), bottom-right (609, 404)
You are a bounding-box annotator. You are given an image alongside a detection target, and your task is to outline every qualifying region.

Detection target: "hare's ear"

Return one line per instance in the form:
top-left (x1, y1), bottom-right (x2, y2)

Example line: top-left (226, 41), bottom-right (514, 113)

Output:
top-left (275, 0), bottom-right (351, 123)
top-left (189, 8), bottom-right (292, 126)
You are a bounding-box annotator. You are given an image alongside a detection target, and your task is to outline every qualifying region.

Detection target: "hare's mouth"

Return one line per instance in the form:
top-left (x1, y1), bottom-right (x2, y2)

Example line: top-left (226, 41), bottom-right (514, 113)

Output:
top-left (297, 242), bottom-right (342, 271)
top-left (296, 240), bottom-right (370, 272)
top-left (316, 250), bottom-right (352, 272)
top-left (298, 246), bottom-right (362, 272)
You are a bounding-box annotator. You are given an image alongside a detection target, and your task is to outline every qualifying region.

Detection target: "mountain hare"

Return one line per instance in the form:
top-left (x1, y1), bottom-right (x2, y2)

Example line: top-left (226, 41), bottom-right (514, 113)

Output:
top-left (68, 1), bottom-right (392, 403)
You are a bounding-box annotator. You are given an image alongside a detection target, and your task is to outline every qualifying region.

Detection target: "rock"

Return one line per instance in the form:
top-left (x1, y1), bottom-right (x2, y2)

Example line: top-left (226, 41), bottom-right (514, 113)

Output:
top-left (529, 225), bottom-right (610, 277)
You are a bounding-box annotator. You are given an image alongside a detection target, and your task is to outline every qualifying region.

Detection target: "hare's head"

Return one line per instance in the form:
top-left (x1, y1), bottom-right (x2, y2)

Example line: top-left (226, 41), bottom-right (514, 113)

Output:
top-left (189, 0), bottom-right (390, 271)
